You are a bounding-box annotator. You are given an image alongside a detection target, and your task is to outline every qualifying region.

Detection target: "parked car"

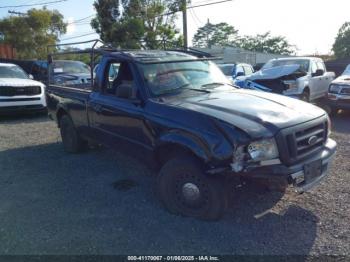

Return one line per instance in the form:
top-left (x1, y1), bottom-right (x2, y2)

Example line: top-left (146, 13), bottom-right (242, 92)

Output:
top-left (0, 63), bottom-right (46, 113)
top-left (47, 50), bottom-right (336, 220)
top-left (0, 58), bottom-right (48, 83)
top-left (51, 60), bottom-right (91, 89)
top-left (218, 63), bottom-right (254, 83)
top-left (240, 57), bottom-right (335, 102)
top-left (327, 64), bottom-right (350, 114)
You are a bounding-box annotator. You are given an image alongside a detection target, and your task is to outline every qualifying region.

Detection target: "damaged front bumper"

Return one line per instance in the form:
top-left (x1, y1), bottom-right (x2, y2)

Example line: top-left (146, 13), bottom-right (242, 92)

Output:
top-left (229, 139), bottom-right (337, 194)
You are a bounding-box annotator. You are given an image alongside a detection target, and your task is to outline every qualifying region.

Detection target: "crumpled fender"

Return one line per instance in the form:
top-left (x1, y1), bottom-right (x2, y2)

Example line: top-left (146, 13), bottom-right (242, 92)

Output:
top-left (156, 130), bottom-right (211, 162)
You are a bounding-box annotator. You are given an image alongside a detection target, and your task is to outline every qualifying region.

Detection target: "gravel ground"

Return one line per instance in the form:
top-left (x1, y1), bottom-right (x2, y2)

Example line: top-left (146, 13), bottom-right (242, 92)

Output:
top-left (0, 111), bottom-right (349, 256)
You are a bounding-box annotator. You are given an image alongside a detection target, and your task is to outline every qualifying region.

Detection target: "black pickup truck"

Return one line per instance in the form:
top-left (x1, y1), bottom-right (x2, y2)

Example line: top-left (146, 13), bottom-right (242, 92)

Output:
top-left (46, 49), bottom-right (337, 220)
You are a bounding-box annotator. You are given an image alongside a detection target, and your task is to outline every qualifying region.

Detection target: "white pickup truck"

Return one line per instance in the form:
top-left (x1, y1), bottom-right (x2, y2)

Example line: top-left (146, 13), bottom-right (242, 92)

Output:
top-left (0, 63), bottom-right (46, 114)
top-left (239, 57), bottom-right (335, 102)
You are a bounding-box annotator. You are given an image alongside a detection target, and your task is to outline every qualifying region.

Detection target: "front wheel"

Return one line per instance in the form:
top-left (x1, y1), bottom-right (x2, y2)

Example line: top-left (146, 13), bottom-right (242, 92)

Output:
top-left (300, 90), bottom-right (310, 102)
top-left (156, 155), bottom-right (227, 220)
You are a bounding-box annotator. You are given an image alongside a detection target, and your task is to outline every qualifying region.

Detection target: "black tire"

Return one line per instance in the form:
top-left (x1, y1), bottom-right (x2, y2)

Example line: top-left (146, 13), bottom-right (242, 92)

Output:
top-left (59, 115), bottom-right (87, 153)
top-left (300, 90), bottom-right (310, 102)
top-left (329, 107), bottom-right (338, 117)
top-left (156, 155), bottom-right (227, 221)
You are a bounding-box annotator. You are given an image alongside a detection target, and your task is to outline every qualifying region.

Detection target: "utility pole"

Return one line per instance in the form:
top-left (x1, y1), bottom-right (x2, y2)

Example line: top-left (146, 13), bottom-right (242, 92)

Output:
top-left (182, 0), bottom-right (188, 49)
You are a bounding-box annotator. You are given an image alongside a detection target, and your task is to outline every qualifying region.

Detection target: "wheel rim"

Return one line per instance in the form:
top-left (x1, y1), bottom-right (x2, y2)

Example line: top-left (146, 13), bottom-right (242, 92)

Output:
top-left (182, 183), bottom-right (201, 202)
top-left (174, 174), bottom-right (209, 210)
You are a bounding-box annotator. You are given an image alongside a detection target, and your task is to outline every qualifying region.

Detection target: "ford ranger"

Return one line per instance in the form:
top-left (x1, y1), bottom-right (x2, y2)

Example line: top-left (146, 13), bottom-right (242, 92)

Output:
top-left (46, 49), bottom-right (337, 220)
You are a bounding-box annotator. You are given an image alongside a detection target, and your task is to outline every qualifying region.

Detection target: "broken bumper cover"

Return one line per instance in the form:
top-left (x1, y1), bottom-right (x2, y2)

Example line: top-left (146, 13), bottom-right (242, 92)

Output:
top-left (242, 139), bottom-right (337, 193)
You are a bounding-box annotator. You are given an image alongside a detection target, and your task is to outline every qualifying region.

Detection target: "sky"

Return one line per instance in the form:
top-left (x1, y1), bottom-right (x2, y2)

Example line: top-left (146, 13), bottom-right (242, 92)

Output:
top-left (0, 0), bottom-right (350, 55)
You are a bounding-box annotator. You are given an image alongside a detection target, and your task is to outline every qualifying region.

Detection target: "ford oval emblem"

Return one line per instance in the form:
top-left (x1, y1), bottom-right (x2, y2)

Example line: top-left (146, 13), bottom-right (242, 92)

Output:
top-left (308, 136), bottom-right (318, 146)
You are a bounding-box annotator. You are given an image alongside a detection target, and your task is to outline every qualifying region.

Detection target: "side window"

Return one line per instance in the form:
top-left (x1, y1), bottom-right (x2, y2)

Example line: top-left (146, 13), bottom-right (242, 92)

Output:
top-left (244, 66), bottom-right (253, 75)
top-left (317, 62), bottom-right (326, 73)
top-left (311, 61), bottom-right (318, 75)
top-left (236, 65), bottom-right (245, 76)
top-left (104, 61), bottom-right (136, 99)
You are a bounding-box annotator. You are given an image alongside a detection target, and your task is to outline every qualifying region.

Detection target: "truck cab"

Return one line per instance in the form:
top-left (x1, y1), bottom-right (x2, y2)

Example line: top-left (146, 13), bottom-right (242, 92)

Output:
top-left (46, 48), bottom-right (337, 220)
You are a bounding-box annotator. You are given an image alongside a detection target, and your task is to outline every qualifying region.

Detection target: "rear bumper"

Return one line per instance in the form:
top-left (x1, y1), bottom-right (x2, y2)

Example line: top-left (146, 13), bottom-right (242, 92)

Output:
top-left (241, 138), bottom-right (337, 193)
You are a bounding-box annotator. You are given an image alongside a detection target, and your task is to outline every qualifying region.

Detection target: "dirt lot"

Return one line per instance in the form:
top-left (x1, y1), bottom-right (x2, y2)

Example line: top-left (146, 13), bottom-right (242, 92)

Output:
top-left (0, 111), bottom-right (349, 256)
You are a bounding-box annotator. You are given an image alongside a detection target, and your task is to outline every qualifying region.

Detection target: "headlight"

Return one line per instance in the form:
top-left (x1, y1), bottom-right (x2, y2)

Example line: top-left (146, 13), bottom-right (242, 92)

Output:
top-left (329, 84), bottom-right (341, 94)
top-left (247, 138), bottom-right (279, 162)
top-left (283, 80), bottom-right (297, 89)
top-left (327, 115), bottom-right (332, 137)
top-left (340, 87), bottom-right (350, 95)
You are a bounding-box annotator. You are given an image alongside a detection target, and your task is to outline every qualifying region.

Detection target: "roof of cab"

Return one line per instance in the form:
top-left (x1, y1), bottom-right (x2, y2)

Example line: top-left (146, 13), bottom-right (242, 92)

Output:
top-left (271, 57), bottom-right (323, 61)
top-left (109, 50), bottom-right (199, 63)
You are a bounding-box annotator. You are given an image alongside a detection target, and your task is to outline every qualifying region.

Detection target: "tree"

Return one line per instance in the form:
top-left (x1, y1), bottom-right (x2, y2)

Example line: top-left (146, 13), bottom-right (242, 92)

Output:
top-left (192, 22), bottom-right (238, 48)
top-left (0, 7), bottom-right (66, 59)
top-left (237, 32), bottom-right (295, 55)
top-left (332, 22), bottom-right (350, 59)
top-left (91, 0), bottom-right (183, 49)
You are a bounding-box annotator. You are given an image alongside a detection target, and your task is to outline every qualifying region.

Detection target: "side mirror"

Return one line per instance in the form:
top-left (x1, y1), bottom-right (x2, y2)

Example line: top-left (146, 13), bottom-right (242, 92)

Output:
top-left (235, 72), bottom-right (245, 78)
top-left (29, 74), bottom-right (34, 80)
top-left (312, 69), bottom-right (324, 77)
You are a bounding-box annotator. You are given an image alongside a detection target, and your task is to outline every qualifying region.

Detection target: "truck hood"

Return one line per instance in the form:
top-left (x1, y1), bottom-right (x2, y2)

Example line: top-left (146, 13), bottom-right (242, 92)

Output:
top-left (332, 74), bottom-right (350, 85)
top-left (0, 78), bottom-right (44, 87)
top-left (246, 65), bottom-right (302, 81)
top-left (167, 89), bottom-right (325, 138)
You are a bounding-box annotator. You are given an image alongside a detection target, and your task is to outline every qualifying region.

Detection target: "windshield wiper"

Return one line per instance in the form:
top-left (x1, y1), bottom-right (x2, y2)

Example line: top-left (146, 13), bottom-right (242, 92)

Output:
top-left (183, 87), bottom-right (211, 93)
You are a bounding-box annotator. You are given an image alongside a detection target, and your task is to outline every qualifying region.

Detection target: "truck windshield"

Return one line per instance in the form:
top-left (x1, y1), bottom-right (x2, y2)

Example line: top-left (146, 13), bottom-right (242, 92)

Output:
top-left (0, 65), bottom-right (29, 79)
top-left (138, 60), bottom-right (231, 96)
top-left (262, 59), bottom-right (310, 73)
top-left (53, 61), bottom-right (90, 74)
top-left (218, 65), bottom-right (234, 76)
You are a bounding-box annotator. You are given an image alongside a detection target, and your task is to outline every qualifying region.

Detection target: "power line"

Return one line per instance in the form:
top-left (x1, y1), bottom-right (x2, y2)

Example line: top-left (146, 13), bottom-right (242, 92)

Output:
top-left (0, 0), bottom-right (67, 9)
top-left (157, 0), bottom-right (234, 17)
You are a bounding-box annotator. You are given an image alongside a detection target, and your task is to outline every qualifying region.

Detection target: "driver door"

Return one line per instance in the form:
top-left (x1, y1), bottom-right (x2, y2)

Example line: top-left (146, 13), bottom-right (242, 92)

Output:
top-left (89, 60), bottom-right (151, 151)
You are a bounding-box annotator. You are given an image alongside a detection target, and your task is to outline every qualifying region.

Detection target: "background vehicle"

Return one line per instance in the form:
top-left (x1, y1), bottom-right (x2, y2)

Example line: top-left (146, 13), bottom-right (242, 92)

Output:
top-left (0, 63), bottom-right (46, 113)
top-left (47, 45), bottom-right (336, 220)
top-left (51, 60), bottom-right (91, 89)
top-left (0, 58), bottom-right (48, 82)
top-left (240, 57), bottom-right (335, 102)
top-left (327, 64), bottom-right (350, 114)
top-left (218, 63), bottom-right (254, 83)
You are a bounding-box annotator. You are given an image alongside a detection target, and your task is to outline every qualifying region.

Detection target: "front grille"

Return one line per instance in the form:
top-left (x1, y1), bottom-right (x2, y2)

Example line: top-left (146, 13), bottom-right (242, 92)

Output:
top-left (276, 118), bottom-right (327, 165)
top-left (0, 86), bottom-right (42, 96)
top-left (253, 79), bottom-right (287, 93)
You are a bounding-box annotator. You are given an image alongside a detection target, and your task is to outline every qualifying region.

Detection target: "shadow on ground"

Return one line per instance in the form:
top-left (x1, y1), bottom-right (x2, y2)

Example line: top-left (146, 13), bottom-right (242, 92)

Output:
top-left (0, 141), bottom-right (317, 255)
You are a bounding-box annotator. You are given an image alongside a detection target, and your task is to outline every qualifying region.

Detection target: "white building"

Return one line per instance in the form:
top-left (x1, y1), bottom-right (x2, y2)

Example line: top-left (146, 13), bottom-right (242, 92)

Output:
top-left (196, 46), bottom-right (289, 65)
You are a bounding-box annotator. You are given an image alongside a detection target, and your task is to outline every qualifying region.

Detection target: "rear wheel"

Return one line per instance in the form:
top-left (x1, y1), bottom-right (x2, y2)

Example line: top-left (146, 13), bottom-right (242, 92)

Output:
top-left (59, 115), bottom-right (87, 153)
top-left (157, 155), bottom-right (227, 220)
top-left (329, 107), bottom-right (339, 117)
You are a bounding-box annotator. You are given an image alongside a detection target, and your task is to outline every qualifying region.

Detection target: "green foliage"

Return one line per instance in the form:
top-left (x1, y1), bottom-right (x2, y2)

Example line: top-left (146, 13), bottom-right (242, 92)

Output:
top-left (192, 22), bottom-right (295, 55)
top-left (332, 22), bottom-right (350, 59)
top-left (236, 32), bottom-right (295, 55)
top-left (91, 0), bottom-right (183, 49)
top-left (0, 7), bottom-right (67, 59)
top-left (192, 22), bottom-right (238, 48)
